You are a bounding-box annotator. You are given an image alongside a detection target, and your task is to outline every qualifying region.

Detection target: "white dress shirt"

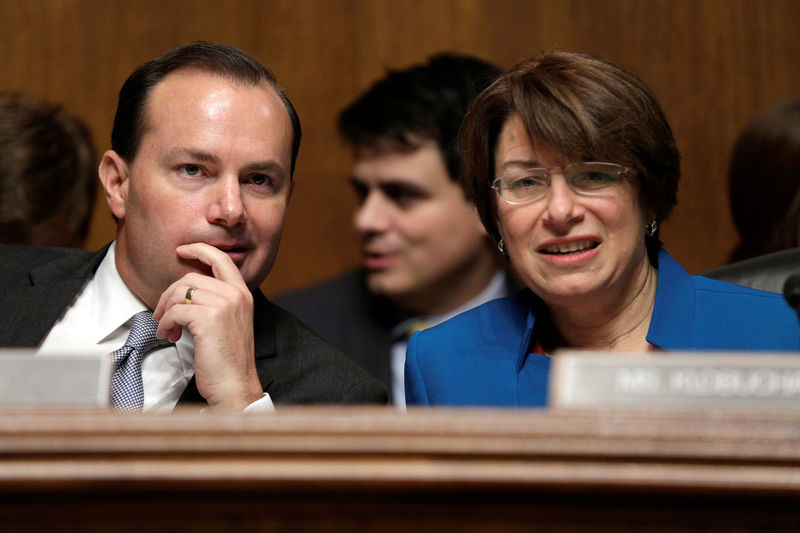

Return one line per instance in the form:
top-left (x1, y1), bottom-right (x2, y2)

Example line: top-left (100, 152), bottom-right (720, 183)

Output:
top-left (390, 269), bottom-right (513, 407)
top-left (38, 242), bottom-right (273, 412)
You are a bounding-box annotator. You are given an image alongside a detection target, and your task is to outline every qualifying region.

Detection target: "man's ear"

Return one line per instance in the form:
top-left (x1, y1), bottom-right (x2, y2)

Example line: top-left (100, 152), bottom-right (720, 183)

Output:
top-left (98, 150), bottom-right (130, 220)
top-left (286, 178), bottom-right (295, 206)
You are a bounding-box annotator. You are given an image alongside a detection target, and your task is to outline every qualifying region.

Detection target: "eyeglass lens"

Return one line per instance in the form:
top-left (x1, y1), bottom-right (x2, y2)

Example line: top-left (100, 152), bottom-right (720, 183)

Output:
top-left (494, 163), bottom-right (624, 203)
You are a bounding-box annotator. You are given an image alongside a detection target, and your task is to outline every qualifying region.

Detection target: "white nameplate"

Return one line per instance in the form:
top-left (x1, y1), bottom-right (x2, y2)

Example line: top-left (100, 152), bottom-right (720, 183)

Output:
top-left (0, 349), bottom-right (111, 407)
top-left (549, 351), bottom-right (800, 410)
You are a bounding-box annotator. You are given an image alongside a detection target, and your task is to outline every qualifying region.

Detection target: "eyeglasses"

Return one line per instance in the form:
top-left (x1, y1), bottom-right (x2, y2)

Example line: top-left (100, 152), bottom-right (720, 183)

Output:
top-left (491, 162), bottom-right (636, 205)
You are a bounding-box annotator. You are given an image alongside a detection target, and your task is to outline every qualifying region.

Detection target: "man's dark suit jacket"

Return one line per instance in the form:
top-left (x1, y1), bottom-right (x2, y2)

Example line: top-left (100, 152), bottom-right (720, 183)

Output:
top-left (0, 245), bottom-right (387, 405)
top-left (273, 270), bottom-right (400, 397)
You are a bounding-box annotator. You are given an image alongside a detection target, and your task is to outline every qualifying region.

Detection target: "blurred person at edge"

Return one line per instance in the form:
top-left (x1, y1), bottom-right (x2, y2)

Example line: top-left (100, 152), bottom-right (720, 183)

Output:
top-left (728, 96), bottom-right (800, 262)
top-left (275, 53), bottom-right (516, 406)
top-left (0, 93), bottom-right (97, 247)
top-left (405, 51), bottom-right (800, 407)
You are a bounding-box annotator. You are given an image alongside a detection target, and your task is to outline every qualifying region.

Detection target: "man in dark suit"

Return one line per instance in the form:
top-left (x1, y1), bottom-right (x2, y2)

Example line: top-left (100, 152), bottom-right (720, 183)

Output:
top-left (275, 54), bottom-right (514, 406)
top-left (0, 42), bottom-right (386, 411)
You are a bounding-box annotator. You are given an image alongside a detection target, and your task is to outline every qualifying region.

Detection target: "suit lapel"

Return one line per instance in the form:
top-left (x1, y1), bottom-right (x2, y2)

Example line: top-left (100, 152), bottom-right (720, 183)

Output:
top-left (251, 289), bottom-right (277, 393)
top-left (346, 303), bottom-right (394, 389)
top-left (344, 271), bottom-right (396, 389)
top-left (0, 246), bottom-right (108, 347)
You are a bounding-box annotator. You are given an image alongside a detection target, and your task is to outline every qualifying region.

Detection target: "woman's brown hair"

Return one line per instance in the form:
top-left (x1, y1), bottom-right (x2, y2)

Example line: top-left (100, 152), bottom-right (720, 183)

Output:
top-left (458, 50), bottom-right (680, 261)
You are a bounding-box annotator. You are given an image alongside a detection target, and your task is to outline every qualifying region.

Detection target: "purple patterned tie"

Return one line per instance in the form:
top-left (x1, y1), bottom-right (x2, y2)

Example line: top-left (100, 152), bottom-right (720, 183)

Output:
top-left (111, 311), bottom-right (170, 411)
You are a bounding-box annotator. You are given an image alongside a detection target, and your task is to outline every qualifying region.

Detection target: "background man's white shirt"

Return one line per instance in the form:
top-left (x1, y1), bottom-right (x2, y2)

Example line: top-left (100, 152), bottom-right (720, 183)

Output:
top-left (390, 269), bottom-right (511, 407)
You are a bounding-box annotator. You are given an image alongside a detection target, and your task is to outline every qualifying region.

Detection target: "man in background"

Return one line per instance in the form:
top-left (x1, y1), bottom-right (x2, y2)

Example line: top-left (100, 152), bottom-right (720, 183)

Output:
top-left (0, 41), bottom-right (386, 410)
top-left (276, 53), bottom-right (514, 405)
top-left (0, 93), bottom-right (97, 247)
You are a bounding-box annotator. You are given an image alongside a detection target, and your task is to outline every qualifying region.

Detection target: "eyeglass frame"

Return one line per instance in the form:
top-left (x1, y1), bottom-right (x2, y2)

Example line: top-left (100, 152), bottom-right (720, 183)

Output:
top-left (491, 162), bottom-right (637, 205)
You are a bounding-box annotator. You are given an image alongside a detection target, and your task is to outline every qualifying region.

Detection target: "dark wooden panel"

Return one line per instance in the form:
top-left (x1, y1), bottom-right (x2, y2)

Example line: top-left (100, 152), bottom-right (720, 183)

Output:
top-left (1, 0), bottom-right (798, 293)
top-left (1, 407), bottom-right (800, 531)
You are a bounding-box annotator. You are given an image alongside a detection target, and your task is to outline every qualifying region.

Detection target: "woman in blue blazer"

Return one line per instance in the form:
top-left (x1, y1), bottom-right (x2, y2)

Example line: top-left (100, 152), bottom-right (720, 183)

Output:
top-left (405, 51), bottom-right (800, 407)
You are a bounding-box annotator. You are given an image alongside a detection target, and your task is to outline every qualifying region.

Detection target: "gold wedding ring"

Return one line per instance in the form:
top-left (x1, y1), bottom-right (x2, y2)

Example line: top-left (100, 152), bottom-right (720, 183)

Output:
top-left (185, 287), bottom-right (197, 304)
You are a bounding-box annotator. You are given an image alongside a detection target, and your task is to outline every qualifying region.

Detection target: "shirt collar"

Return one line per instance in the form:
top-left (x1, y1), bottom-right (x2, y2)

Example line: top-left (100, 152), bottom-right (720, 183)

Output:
top-left (92, 241), bottom-right (150, 344)
top-left (391, 268), bottom-right (511, 339)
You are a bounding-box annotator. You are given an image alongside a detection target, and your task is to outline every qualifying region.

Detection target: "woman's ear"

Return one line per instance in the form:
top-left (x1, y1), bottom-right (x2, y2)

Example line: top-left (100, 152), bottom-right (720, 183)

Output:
top-left (98, 150), bottom-right (130, 220)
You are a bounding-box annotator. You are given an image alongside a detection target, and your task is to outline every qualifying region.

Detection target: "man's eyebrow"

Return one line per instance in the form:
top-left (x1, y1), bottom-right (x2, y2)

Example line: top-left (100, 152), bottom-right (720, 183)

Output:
top-left (160, 150), bottom-right (287, 175)
top-left (242, 160), bottom-right (286, 175)
top-left (160, 149), bottom-right (220, 165)
top-left (349, 176), bottom-right (428, 194)
top-left (380, 180), bottom-right (427, 195)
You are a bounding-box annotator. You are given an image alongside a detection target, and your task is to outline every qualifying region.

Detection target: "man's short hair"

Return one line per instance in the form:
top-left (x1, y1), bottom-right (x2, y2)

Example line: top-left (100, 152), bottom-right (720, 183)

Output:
top-left (111, 41), bottom-right (301, 175)
top-left (338, 53), bottom-right (500, 182)
top-left (0, 93), bottom-right (97, 247)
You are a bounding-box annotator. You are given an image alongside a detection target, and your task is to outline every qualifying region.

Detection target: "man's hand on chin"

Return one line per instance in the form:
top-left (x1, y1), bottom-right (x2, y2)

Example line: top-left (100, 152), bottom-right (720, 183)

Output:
top-left (153, 242), bottom-right (264, 412)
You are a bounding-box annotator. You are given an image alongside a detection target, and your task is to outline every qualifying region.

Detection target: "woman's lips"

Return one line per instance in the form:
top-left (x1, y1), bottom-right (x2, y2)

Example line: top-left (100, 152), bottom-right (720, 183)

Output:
top-left (539, 239), bottom-right (599, 255)
top-left (537, 239), bottom-right (601, 264)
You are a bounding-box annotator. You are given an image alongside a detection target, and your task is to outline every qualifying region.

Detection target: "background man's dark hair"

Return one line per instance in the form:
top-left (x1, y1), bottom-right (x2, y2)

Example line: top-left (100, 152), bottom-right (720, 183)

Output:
top-left (338, 53), bottom-right (501, 181)
top-left (111, 41), bottom-right (301, 175)
top-left (0, 93), bottom-right (97, 247)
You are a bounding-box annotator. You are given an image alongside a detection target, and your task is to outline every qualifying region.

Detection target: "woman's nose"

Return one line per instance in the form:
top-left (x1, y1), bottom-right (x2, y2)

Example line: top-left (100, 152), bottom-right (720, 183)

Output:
top-left (542, 174), bottom-right (583, 228)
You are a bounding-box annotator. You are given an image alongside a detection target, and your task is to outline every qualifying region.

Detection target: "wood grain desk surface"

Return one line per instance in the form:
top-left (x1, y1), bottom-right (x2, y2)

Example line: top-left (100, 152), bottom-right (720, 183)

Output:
top-left (1, 407), bottom-right (799, 531)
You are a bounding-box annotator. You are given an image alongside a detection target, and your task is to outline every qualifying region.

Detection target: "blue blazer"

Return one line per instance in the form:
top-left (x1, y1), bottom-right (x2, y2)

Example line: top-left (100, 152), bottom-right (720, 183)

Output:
top-left (405, 249), bottom-right (800, 407)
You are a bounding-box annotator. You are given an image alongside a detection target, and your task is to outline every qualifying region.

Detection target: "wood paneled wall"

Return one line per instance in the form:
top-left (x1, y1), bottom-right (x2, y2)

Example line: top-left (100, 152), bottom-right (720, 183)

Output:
top-left (1, 0), bottom-right (798, 294)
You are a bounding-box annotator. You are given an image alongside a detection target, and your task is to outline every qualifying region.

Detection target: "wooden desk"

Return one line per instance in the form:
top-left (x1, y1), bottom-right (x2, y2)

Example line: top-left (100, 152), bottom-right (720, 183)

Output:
top-left (1, 407), bottom-right (799, 531)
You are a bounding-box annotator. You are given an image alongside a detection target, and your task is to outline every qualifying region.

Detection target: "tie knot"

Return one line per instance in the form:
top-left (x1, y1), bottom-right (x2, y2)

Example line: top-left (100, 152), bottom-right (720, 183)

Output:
top-left (124, 310), bottom-right (169, 354)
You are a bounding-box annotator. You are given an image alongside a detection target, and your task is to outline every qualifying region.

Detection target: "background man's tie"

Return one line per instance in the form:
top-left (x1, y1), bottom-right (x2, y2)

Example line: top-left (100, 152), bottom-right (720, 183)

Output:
top-left (111, 311), bottom-right (170, 411)
top-left (403, 321), bottom-right (433, 341)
